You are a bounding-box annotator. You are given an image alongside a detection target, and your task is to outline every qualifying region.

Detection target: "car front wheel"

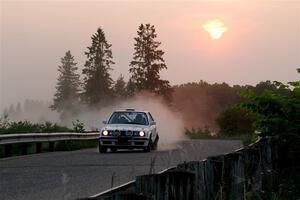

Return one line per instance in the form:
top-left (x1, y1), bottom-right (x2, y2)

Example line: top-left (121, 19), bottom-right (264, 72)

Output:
top-left (144, 141), bottom-right (152, 152)
top-left (152, 135), bottom-right (159, 151)
top-left (99, 144), bottom-right (107, 153)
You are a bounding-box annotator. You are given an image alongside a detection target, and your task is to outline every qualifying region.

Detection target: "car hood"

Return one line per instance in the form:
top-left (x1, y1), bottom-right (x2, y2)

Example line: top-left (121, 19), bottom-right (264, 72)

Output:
top-left (102, 124), bottom-right (148, 131)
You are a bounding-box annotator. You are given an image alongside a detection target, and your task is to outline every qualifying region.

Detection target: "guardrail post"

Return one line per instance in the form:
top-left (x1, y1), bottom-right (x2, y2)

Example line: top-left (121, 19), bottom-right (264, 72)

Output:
top-left (49, 142), bottom-right (54, 152)
top-left (36, 142), bottom-right (42, 153)
top-left (21, 143), bottom-right (28, 155)
top-left (4, 144), bottom-right (12, 157)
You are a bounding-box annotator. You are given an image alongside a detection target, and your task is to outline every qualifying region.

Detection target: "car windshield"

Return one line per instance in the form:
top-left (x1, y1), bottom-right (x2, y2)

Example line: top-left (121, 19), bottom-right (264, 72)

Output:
top-left (108, 112), bottom-right (149, 125)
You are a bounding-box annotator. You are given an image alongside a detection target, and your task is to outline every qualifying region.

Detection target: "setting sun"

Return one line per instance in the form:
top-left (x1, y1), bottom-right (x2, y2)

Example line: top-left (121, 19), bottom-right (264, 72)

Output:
top-left (203, 19), bottom-right (228, 39)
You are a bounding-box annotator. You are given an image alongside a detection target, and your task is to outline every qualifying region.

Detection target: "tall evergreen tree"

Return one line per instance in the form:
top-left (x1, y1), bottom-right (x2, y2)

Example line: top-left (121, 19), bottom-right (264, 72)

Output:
top-left (126, 78), bottom-right (136, 98)
top-left (129, 23), bottom-right (172, 100)
top-left (113, 74), bottom-right (127, 98)
top-left (50, 51), bottom-right (80, 116)
top-left (82, 27), bottom-right (114, 106)
top-left (16, 102), bottom-right (22, 114)
top-left (8, 104), bottom-right (15, 117)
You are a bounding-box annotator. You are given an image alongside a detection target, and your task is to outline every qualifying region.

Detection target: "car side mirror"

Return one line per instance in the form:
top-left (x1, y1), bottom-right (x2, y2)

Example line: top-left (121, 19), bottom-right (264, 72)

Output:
top-left (102, 120), bottom-right (107, 124)
top-left (151, 121), bottom-right (156, 125)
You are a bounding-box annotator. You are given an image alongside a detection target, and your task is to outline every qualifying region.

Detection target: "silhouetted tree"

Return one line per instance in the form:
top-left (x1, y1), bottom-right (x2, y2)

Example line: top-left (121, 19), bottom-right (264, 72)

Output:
top-left (16, 102), bottom-right (22, 114)
top-left (50, 51), bottom-right (80, 116)
top-left (125, 78), bottom-right (136, 98)
top-left (113, 74), bottom-right (127, 98)
top-left (8, 105), bottom-right (15, 117)
top-left (82, 27), bottom-right (114, 107)
top-left (129, 23), bottom-right (172, 100)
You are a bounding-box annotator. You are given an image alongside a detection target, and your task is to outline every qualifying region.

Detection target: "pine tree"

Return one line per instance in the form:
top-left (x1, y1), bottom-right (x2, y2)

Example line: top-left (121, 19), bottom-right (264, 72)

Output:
top-left (15, 102), bottom-right (22, 115)
top-left (50, 51), bottom-right (80, 115)
top-left (82, 27), bottom-right (114, 107)
top-left (126, 78), bottom-right (136, 98)
top-left (113, 74), bottom-right (127, 98)
top-left (129, 23), bottom-right (172, 100)
top-left (8, 104), bottom-right (15, 118)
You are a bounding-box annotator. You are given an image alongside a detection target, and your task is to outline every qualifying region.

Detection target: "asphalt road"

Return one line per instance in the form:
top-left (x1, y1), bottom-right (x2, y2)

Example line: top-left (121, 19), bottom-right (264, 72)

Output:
top-left (0, 139), bottom-right (243, 200)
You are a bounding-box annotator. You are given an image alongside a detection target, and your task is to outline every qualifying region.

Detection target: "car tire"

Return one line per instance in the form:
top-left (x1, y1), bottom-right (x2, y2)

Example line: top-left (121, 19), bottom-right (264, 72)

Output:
top-left (144, 141), bottom-right (152, 152)
top-left (152, 135), bottom-right (159, 151)
top-left (99, 144), bottom-right (107, 153)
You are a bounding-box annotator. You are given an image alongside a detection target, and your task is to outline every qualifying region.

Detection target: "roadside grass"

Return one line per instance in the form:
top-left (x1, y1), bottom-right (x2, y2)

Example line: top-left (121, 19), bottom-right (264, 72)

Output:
top-left (185, 128), bottom-right (258, 146)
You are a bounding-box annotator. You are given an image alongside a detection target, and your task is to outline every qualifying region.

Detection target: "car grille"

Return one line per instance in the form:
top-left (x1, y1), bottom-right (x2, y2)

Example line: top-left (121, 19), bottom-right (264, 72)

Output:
top-left (120, 131), bottom-right (127, 136)
top-left (108, 130), bottom-right (139, 136)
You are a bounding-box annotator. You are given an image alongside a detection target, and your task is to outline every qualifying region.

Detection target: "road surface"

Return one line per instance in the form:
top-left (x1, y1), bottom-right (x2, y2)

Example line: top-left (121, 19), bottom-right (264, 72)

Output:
top-left (0, 139), bottom-right (242, 200)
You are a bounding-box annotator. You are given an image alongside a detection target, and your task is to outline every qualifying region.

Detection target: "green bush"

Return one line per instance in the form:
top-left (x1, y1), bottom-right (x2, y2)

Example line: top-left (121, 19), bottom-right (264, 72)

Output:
top-left (185, 126), bottom-right (211, 139)
top-left (216, 106), bottom-right (256, 136)
top-left (239, 68), bottom-right (300, 137)
top-left (72, 119), bottom-right (85, 132)
top-left (0, 118), bottom-right (72, 134)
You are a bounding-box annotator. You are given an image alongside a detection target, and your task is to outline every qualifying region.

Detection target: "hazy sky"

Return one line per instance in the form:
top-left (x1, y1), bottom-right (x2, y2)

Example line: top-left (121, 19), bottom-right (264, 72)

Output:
top-left (1, 0), bottom-right (299, 111)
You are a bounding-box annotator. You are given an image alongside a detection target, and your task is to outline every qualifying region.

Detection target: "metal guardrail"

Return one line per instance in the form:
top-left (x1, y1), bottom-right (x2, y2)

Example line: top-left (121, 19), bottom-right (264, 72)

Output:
top-left (0, 132), bottom-right (100, 157)
top-left (0, 132), bottom-right (100, 145)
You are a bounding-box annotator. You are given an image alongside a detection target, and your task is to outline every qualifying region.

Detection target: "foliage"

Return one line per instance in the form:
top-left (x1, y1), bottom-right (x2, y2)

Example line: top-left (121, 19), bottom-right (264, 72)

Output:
top-left (172, 81), bottom-right (245, 129)
top-left (246, 168), bottom-right (300, 200)
top-left (125, 78), bottom-right (136, 98)
top-left (129, 23), bottom-right (172, 100)
top-left (72, 119), bottom-right (85, 133)
top-left (239, 68), bottom-right (300, 169)
top-left (50, 51), bottom-right (81, 117)
top-left (113, 74), bottom-right (128, 98)
top-left (172, 80), bottom-right (292, 132)
top-left (241, 133), bottom-right (259, 146)
top-left (216, 106), bottom-right (256, 136)
top-left (184, 127), bottom-right (211, 139)
top-left (0, 114), bottom-right (10, 130)
top-left (0, 119), bottom-right (72, 134)
top-left (239, 68), bottom-right (300, 137)
top-left (82, 27), bottom-right (115, 107)
top-left (184, 126), bottom-right (257, 145)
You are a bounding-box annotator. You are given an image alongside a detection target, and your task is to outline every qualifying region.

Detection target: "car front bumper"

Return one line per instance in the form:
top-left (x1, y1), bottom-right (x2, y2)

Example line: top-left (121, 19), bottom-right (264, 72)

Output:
top-left (99, 136), bottom-right (150, 148)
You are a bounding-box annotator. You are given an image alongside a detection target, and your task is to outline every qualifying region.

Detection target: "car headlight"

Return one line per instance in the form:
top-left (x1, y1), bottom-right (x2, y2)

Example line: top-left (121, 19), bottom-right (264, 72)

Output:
top-left (139, 131), bottom-right (145, 137)
top-left (102, 130), bottom-right (108, 136)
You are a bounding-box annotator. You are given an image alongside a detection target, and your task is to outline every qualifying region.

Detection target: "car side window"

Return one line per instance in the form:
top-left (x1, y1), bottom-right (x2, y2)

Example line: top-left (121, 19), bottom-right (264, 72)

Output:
top-left (148, 112), bottom-right (155, 122)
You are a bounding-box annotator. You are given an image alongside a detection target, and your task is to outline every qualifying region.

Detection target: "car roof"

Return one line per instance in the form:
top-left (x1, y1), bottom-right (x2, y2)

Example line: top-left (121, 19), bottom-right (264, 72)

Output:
top-left (114, 109), bottom-right (149, 113)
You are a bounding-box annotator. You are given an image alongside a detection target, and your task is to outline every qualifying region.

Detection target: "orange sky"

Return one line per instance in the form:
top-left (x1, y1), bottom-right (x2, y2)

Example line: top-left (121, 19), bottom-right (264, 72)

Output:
top-left (1, 0), bottom-right (300, 110)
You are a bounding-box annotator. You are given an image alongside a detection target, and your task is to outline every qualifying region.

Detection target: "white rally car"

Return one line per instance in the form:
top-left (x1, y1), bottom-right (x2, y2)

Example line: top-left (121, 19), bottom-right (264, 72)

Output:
top-left (99, 109), bottom-right (159, 153)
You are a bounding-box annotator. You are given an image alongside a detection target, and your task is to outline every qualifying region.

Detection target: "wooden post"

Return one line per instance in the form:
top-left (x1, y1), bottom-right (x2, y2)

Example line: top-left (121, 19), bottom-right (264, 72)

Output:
top-left (4, 144), bottom-right (12, 157)
top-left (36, 142), bottom-right (42, 153)
top-left (21, 143), bottom-right (28, 155)
top-left (49, 142), bottom-right (55, 152)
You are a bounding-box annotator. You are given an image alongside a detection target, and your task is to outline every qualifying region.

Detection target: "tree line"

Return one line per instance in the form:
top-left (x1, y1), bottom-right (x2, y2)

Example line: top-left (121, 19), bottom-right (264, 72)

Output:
top-left (51, 24), bottom-right (172, 120)
top-left (172, 80), bottom-right (290, 135)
